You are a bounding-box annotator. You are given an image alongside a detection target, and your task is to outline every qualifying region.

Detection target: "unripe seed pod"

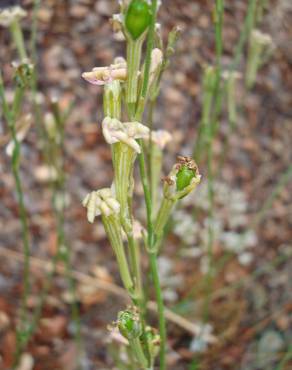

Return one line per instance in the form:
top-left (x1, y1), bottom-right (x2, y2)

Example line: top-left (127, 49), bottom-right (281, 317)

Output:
top-left (118, 309), bottom-right (142, 340)
top-left (176, 165), bottom-right (196, 191)
top-left (125, 0), bottom-right (152, 40)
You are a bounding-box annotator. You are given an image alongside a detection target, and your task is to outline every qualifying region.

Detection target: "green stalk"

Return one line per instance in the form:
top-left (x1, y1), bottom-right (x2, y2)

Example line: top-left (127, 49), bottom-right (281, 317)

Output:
top-left (129, 337), bottom-right (149, 369)
top-left (112, 143), bottom-right (136, 233)
top-left (245, 37), bottom-right (261, 89)
top-left (0, 72), bottom-right (31, 362)
top-left (9, 19), bottom-right (27, 60)
top-left (103, 82), bottom-right (143, 306)
top-left (133, 1), bottom-right (166, 368)
top-left (154, 198), bottom-right (175, 251)
top-left (126, 37), bottom-right (144, 116)
top-left (231, 0), bottom-right (258, 70)
top-left (149, 253), bottom-right (166, 370)
top-left (102, 215), bottom-right (134, 294)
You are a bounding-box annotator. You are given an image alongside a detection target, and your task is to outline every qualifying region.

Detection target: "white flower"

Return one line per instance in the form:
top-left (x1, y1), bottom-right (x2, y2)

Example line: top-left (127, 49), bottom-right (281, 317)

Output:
top-left (0, 6), bottom-right (27, 27)
top-left (82, 60), bottom-right (127, 86)
top-left (82, 188), bottom-right (120, 223)
top-left (102, 117), bottom-right (149, 153)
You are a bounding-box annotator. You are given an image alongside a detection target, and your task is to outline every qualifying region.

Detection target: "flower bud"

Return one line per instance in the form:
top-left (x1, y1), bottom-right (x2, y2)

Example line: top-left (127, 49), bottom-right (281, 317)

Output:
top-left (82, 188), bottom-right (120, 223)
top-left (117, 308), bottom-right (142, 340)
top-left (125, 0), bottom-right (152, 40)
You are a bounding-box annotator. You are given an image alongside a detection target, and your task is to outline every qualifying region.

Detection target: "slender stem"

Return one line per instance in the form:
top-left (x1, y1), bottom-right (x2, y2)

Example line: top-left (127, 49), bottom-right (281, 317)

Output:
top-left (137, 141), bottom-right (155, 250)
top-left (154, 198), bottom-right (174, 246)
top-left (231, 0), bottom-right (258, 70)
top-left (102, 215), bottom-right (134, 294)
top-left (134, 2), bottom-right (167, 368)
top-left (0, 73), bottom-right (31, 362)
top-left (147, 100), bottom-right (155, 202)
top-left (149, 253), bottom-right (166, 370)
top-left (126, 37), bottom-right (143, 116)
top-left (130, 337), bottom-right (148, 369)
top-left (127, 234), bottom-right (143, 300)
top-left (30, 0), bottom-right (41, 63)
top-left (10, 19), bottom-right (27, 60)
top-left (140, 1), bottom-right (157, 100)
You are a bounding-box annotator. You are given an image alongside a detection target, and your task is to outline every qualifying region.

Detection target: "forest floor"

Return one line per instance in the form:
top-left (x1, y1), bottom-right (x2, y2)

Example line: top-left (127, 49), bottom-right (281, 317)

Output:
top-left (0, 0), bottom-right (291, 369)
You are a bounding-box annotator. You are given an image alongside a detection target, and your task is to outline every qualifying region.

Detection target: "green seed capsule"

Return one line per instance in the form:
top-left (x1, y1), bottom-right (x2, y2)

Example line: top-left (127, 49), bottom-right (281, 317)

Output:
top-left (125, 0), bottom-right (152, 40)
top-left (118, 310), bottom-right (142, 340)
top-left (176, 165), bottom-right (195, 191)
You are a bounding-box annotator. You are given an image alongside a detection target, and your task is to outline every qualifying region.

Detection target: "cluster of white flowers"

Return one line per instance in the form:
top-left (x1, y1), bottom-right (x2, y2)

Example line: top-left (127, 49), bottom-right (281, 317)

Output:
top-left (0, 5), bottom-right (27, 27)
top-left (82, 188), bottom-right (120, 223)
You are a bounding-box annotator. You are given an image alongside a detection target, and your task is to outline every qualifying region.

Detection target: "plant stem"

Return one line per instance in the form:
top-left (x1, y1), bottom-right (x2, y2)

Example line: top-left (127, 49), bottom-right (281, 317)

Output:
top-left (102, 215), bottom-right (134, 294)
top-left (149, 253), bottom-right (166, 370)
top-left (130, 337), bottom-right (148, 369)
top-left (0, 73), bottom-right (31, 361)
top-left (126, 37), bottom-right (144, 116)
top-left (231, 0), bottom-right (258, 70)
top-left (134, 1), bottom-right (166, 368)
top-left (10, 19), bottom-right (27, 60)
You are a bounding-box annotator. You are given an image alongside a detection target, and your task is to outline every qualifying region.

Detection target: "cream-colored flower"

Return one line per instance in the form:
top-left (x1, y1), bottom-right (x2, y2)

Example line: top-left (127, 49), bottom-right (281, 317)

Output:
top-left (82, 60), bottom-right (127, 86)
top-left (0, 6), bottom-right (27, 27)
top-left (150, 130), bottom-right (172, 149)
top-left (82, 188), bottom-right (120, 223)
top-left (102, 117), bottom-right (149, 153)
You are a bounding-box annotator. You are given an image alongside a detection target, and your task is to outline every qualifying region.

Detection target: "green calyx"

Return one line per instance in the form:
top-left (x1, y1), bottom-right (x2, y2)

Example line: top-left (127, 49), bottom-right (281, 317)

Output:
top-left (125, 0), bottom-right (152, 40)
top-left (176, 165), bottom-right (196, 191)
top-left (118, 309), bottom-right (142, 340)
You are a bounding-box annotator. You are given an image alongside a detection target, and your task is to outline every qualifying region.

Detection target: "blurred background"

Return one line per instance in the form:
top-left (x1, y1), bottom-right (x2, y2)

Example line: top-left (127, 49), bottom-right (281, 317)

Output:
top-left (0, 0), bottom-right (291, 369)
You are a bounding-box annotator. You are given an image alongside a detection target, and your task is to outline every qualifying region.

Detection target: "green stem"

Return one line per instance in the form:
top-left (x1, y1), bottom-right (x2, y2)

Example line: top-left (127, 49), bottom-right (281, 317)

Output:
top-left (126, 37), bottom-right (144, 115)
top-left (10, 19), bottom-right (27, 60)
top-left (0, 73), bottom-right (31, 363)
top-left (127, 234), bottom-right (143, 301)
top-left (137, 141), bottom-right (155, 250)
top-left (149, 253), bottom-right (166, 370)
top-left (130, 337), bottom-right (148, 369)
top-left (112, 143), bottom-right (135, 233)
top-left (102, 215), bottom-right (134, 294)
top-left (245, 39), bottom-right (261, 89)
top-left (134, 1), bottom-right (166, 368)
top-left (231, 0), bottom-right (258, 70)
top-left (154, 198), bottom-right (175, 252)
